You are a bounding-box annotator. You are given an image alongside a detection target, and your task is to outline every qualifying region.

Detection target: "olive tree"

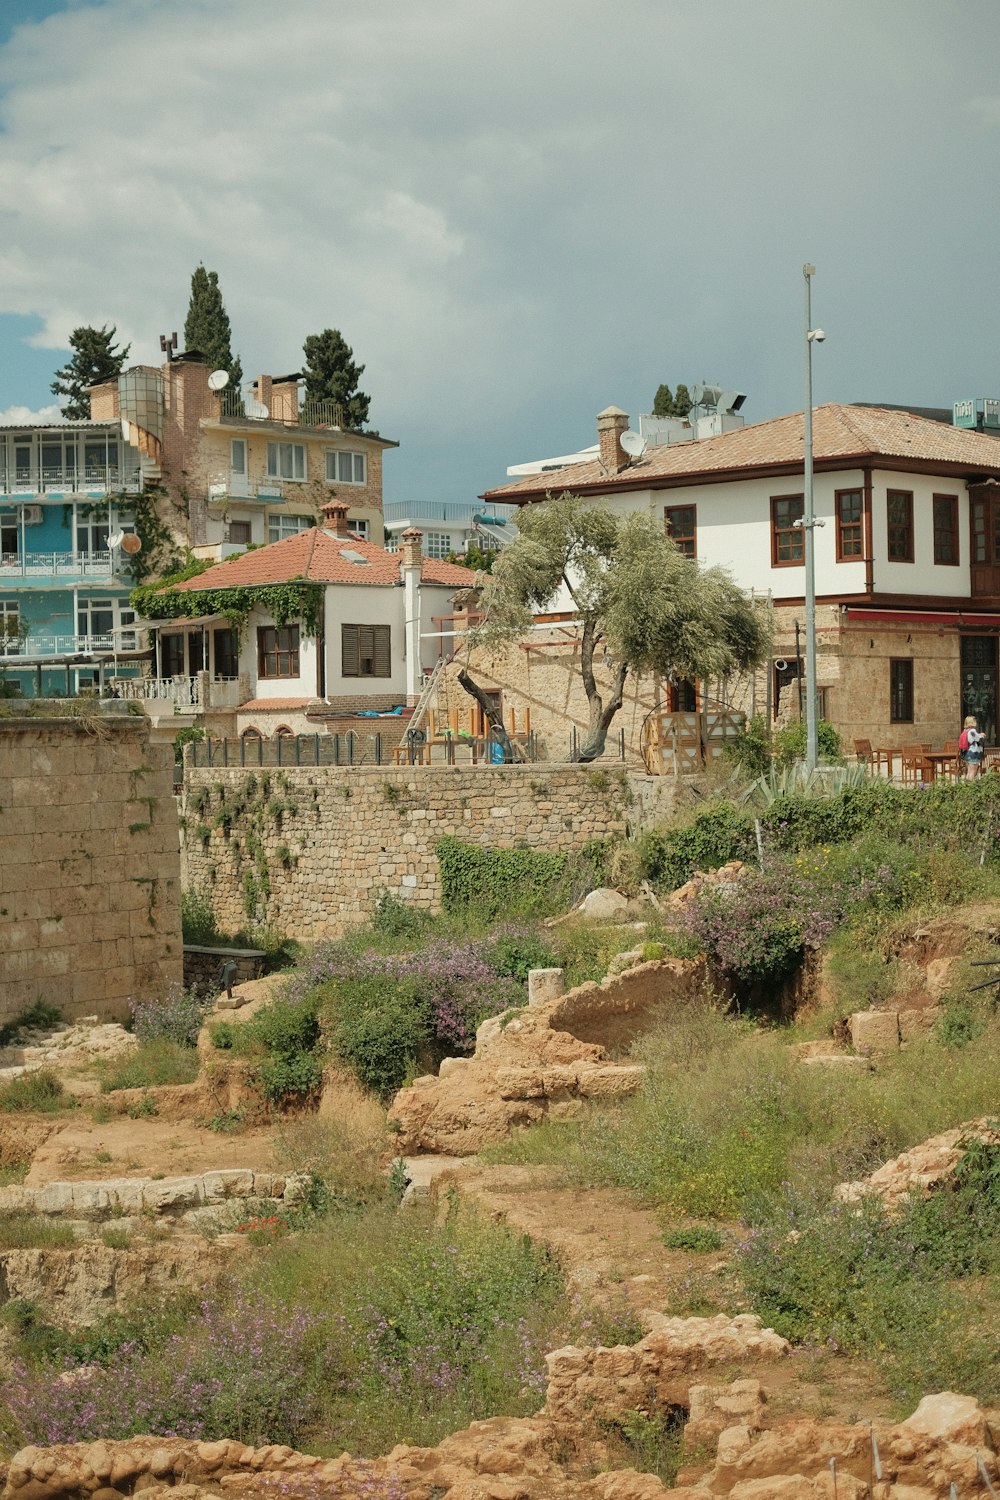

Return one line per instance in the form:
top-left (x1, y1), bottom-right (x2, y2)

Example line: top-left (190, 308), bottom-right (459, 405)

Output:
top-left (474, 493), bottom-right (769, 760)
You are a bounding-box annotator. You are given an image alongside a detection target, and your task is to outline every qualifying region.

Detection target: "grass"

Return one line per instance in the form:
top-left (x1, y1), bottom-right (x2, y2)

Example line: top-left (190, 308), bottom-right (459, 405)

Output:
top-left (0, 1004), bottom-right (62, 1050)
top-left (96, 1040), bottom-right (199, 1093)
top-left (0, 1070), bottom-right (77, 1115)
top-left (0, 1214), bottom-right (76, 1250)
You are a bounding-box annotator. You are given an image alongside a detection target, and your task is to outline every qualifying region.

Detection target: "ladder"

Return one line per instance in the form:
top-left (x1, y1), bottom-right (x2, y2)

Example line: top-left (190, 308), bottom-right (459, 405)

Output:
top-left (407, 655), bottom-right (447, 738)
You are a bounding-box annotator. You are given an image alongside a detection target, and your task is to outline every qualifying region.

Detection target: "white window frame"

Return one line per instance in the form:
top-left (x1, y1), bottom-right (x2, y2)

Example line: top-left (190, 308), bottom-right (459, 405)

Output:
top-left (268, 513), bottom-right (314, 544)
top-left (347, 517), bottom-right (369, 540)
top-left (230, 439), bottom-right (247, 476)
top-left (0, 597), bottom-right (20, 654)
top-left (325, 450), bottom-right (366, 485)
top-left (423, 532), bottom-right (452, 559)
top-left (266, 442), bottom-right (307, 481)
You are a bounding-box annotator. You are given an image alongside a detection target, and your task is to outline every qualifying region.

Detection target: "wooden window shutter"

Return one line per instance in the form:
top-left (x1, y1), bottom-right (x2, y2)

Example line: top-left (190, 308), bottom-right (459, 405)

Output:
top-left (374, 624), bottom-right (391, 677)
top-left (342, 623), bottom-right (360, 676)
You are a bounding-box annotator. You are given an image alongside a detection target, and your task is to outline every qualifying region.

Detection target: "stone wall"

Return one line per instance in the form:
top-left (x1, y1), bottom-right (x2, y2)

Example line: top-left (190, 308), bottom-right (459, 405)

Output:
top-left (180, 762), bottom-right (679, 940)
top-left (0, 710), bottom-right (182, 1024)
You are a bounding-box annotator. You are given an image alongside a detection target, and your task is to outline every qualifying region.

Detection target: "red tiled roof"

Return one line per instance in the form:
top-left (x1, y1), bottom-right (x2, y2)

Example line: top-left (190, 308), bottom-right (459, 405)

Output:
top-left (238, 698), bottom-right (312, 712)
top-left (484, 404), bottom-right (1000, 502)
top-left (162, 529), bottom-right (477, 595)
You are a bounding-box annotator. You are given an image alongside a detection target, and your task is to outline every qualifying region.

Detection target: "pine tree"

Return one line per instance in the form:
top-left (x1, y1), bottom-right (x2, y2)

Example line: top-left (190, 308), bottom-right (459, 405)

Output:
top-left (184, 265), bottom-right (242, 387)
top-left (302, 329), bottom-right (370, 429)
top-left (673, 383), bottom-right (692, 417)
top-left (51, 325), bottom-right (131, 419)
top-left (652, 384), bottom-right (673, 418)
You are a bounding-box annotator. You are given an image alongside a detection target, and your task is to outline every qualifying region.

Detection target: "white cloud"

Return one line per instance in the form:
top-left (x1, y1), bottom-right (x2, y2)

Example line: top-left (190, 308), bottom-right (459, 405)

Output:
top-left (1, 0), bottom-right (1000, 506)
top-left (0, 403), bottom-right (64, 425)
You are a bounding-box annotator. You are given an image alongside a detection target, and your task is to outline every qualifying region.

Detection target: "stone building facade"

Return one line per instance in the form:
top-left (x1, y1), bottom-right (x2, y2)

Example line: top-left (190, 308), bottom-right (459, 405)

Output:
top-left (0, 709), bottom-right (182, 1024)
top-left (180, 761), bottom-right (679, 940)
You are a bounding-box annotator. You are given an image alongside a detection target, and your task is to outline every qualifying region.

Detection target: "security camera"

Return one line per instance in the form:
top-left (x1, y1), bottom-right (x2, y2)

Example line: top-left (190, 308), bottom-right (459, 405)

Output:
top-left (808, 328), bottom-right (826, 342)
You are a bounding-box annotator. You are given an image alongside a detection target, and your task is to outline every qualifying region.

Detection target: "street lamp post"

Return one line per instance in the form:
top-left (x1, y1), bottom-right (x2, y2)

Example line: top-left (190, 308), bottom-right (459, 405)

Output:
top-left (802, 263), bottom-right (825, 771)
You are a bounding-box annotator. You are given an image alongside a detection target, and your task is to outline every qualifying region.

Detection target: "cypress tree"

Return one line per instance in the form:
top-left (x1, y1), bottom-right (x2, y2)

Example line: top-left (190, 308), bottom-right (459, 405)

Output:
top-left (184, 265), bottom-right (242, 387)
top-left (302, 329), bottom-right (370, 429)
top-left (51, 325), bottom-right (131, 419)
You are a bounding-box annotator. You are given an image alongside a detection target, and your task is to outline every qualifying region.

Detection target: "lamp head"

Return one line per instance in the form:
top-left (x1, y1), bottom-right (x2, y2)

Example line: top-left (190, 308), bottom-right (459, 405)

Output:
top-left (807, 328), bottom-right (826, 343)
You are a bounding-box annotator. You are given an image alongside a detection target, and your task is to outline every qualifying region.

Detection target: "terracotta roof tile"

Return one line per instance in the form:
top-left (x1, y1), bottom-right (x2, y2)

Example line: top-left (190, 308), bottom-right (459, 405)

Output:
top-left (484, 404), bottom-right (1000, 501)
top-left (162, 529), bottom-right (477, 596)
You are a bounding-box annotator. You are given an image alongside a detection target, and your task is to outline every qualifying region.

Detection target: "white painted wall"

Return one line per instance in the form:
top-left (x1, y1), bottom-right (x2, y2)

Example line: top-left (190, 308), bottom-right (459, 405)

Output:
top-left (239, 606), bottom-right (320, 698)
top-left (322, 583), bottom-right (406, 697)
top-left (535, 465), bottom-right (974, 605)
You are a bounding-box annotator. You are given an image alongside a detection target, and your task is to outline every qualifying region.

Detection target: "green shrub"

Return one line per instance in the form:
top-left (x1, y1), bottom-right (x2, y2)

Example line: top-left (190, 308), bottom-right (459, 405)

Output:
top-left (180, 889), bottom-right (219, 945)
top-left (483, 928), bottom-right (556, 983)
top-left (436, 836), bottom-right (568, 919)
top-left (662, 1225), bottom-right (724, 1252)
top-left (0, 1071), bottom-right (76, 1115)
top-left (371, 890), bottom-right (433, 940)
top-left (210, 993), bottom-right (324, 1106)
top-left (324, 976), bottom-right (430, 1099)
top-left (773, 717), bottom-right (842, 767)
top-left (935, 1001), bottom-right (985, 1050)
top-left (256, 1051), bottom-right (324, 1106)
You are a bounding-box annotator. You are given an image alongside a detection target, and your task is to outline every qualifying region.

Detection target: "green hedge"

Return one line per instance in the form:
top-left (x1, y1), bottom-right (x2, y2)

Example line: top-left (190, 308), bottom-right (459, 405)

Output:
top-left (638, 778), bottom-right (1000, 890)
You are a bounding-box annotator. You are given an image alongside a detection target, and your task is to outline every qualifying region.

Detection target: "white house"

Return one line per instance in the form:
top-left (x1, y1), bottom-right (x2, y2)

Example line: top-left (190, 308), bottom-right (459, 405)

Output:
top-left (151, 500), bottom-right (476, 737)
top-left (480, 403), bottom-right (1000, 750)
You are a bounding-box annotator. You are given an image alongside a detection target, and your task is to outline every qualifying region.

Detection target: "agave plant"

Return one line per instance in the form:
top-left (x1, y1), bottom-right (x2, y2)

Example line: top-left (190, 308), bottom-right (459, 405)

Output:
top-left (742, 760), bottom-right (870, 807)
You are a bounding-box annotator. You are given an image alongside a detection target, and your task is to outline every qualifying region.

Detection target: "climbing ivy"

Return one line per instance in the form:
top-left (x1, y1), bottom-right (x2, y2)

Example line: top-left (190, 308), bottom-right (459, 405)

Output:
top-left (436, 835), bottom-right (568, 920)
top-left (130, 571), bottom-right (324, 637)
top-left (69, 487), bottom-right (187, 584)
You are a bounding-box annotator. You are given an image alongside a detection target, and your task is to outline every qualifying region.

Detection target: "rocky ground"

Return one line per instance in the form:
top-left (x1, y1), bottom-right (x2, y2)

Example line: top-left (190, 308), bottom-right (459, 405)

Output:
top-left (2, 906), bottom-right (999, 1497)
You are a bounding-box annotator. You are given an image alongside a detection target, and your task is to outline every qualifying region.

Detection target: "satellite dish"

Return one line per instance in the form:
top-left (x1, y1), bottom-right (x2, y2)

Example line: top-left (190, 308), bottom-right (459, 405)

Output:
top-left (620, 430), bottom-right (647, 459)
top-left (208, 370), bottom-right (230, 391)
top-left (121, 533), bottom-right (142, 556)
top-left (107, 529), bottom-right (125, 550)
top-left (249, 400), bottom-right (270, 419)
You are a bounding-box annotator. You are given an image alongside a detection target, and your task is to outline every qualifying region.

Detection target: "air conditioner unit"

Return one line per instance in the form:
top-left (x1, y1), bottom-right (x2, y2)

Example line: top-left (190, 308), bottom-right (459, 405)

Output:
top-left (22, 505), bottom-right (43, 525)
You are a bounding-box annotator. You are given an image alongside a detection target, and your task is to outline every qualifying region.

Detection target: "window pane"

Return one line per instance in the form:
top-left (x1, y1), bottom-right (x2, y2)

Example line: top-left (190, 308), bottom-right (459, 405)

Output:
top-left (231, 440), bottom-right (246, 475)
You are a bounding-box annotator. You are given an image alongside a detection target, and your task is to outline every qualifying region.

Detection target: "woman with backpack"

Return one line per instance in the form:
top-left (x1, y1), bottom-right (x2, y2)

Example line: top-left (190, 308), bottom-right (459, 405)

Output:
top-left (960, 715), bottom-right (985, 779)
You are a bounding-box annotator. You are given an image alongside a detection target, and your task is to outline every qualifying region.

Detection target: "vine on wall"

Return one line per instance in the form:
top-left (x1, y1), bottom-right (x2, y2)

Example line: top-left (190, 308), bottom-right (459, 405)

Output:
top-left (130, 575), bottom-right (324, 637)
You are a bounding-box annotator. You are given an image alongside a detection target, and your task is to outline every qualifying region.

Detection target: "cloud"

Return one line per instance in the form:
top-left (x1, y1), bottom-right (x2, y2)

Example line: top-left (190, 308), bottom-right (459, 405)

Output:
top-left (0, 403), bottom-right (64, 425)
top-left (1, 0), bottom-right (1000, 508)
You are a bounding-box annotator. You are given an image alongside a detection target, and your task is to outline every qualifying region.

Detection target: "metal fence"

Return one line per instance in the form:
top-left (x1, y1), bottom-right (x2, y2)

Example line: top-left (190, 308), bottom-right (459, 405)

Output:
top-left (189, 726), bottom-right (539, 770)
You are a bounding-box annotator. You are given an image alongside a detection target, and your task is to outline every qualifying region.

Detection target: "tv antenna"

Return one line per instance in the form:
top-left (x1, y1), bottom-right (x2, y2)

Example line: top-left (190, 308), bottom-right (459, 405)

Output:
top-left (159, 332), bottom-right (178, 362)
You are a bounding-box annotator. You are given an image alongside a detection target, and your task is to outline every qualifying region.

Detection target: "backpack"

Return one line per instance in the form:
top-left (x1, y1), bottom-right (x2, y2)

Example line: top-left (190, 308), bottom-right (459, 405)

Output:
top-left (959, 728), bottom-right (971, 752)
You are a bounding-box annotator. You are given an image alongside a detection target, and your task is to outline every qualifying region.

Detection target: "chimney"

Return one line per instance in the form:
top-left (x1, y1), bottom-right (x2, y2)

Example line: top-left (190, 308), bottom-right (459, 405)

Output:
top-left (255, 374), bottom-right (273, 414)
top-left (399, 526), bottom-right (423, 571)
top-left (271, 377), bottom-right (299, 423)
top-left (400, 528), bottom-right (423, 703)
top-left (322, 500), bottom-right (352, 537)
top-left (597, 406), bottom-right (630, 472)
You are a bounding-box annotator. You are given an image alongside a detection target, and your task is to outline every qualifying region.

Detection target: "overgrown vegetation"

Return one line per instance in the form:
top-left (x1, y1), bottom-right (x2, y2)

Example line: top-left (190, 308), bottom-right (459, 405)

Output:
top-left (0, 1070), bottom-right (77, 1115)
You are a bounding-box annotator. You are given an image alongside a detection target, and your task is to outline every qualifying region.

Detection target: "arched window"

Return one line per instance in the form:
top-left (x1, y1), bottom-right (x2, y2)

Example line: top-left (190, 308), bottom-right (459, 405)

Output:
top-left (275, 724), bottom-right (294, 737)
top-left (241, 725), bottom-right (263, 739)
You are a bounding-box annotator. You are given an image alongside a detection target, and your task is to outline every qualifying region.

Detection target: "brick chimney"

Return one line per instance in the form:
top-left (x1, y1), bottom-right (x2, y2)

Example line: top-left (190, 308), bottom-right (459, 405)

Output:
top-left (597, 406), bottom-right (630, 472)
top-left (399, 526), bottom-right (423, 570)
top-left (255, 374), bottom-right (274, 414)
top-left (322, 500), bottom-right (352, 537)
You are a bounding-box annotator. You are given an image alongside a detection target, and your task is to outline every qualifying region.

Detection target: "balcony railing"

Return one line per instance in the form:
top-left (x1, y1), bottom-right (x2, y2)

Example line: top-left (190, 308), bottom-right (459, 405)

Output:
top-left (0, 550), bottom-right (115, 580)
top-left (105, 675), bottom-right (241, 710)
top-left (383, 499), bottom-right (517, 525)
top-left (217, 392), bottom-right (344, 429)
top-left (0, 466), bottom-right (143, 497)
top-left (0, 633), bottom-right (140, 659)
top-left (206, 475), bottom-right (285, 504)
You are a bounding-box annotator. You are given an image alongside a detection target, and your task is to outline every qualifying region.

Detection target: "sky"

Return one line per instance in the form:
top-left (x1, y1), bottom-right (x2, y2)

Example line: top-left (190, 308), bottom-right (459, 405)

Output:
top-left (1, 0), bottom-right (1000, 510)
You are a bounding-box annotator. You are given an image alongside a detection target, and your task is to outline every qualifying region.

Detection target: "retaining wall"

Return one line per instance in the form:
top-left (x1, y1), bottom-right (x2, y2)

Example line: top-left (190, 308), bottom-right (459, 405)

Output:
top-left (180, 762), bottom-right (682, 940)
top-left (0, 710), bottom-right (182, 1024)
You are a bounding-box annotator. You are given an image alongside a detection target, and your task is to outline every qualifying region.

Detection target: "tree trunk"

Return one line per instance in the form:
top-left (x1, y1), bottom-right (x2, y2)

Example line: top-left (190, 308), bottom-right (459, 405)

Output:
top-left (456, 669), bottom-right (519, 761)
top-left (575, 623), bottom-right (628, 761)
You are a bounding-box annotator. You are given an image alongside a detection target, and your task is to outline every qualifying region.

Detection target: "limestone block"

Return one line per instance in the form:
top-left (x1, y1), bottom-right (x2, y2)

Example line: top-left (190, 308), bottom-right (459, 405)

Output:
top-left (539, 1064), bottom-right (579, 1098)
top-left (576, 1064), bottom-right (645, 1098)
top-left (203, 1169), bottom-right (255, 1199)
top-left (848, 1009), bottom-right (900, 1054)
top-left (899, 1007), bottom-right (941, 1042)
top-left (578, 888), bottom-right (631, 921)
top-left (496, 1068), bottom-right (545, 1100)
top-left (142, 1177), bottom-right (202, 1213)
top-left (527, 968), bottom-right (565, 1007)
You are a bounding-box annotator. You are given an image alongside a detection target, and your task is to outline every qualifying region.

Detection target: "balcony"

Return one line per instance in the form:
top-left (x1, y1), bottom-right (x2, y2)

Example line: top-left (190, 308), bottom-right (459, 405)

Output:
top-left (206, 475), bottom-right (285, 505)
top-left (218, 392), bottom-right (344, 429)
top-left (0, 633), bottom-right (141, 660)
top-left (0, 550), bottom-right (115, 582)
top-left (383, 499), bottom-right (518, 525)
top-left (0, 466), bottom-right (143, 498)
top-left (106, 675), bottom-right (242, 711)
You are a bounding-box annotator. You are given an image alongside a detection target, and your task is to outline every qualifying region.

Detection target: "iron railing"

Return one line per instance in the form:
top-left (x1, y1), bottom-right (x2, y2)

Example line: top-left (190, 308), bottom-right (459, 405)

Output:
top-left (0, 550), bottom-right (115, 579)
top-left (189, 726), bottom-right (538, 769)
top-left (0, 466), bottom-right (142, 496)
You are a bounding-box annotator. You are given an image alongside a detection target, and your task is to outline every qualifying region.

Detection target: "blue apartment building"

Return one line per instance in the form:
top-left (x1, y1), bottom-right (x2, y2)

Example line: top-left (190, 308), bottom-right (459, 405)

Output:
top-left (0, 422), bottom-right (147, 697)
